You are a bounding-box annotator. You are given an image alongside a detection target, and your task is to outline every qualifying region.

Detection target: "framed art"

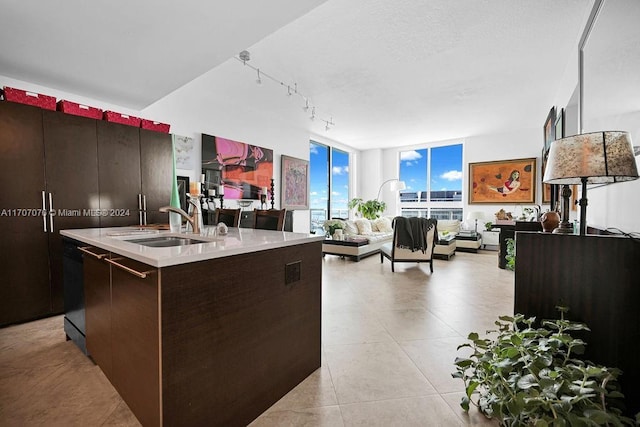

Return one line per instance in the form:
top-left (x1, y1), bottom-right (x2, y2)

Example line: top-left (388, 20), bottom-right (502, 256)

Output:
top-left (469, 157), bottom-right (537, 204)
top-left (281, 155), bottom-right (310, 210)
top-left (542, 106), bottom-right (559, 205)
top-left (543, 107), bottom-right (556, 152)
top-left (201, 133), bottom-right (273, 200)
top-left (176, 176), bottom-right (190, 212)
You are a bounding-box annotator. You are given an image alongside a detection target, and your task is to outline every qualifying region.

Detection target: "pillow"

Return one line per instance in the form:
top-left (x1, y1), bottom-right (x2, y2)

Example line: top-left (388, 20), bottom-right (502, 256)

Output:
top-left (355, 219), bottom-right (373, 235)
top-left (344, 220), bottom-right (359, 235)
top-left (370, 220), bottom-right (379, 232)
top-left (373, 217), bottom-right (393, 233)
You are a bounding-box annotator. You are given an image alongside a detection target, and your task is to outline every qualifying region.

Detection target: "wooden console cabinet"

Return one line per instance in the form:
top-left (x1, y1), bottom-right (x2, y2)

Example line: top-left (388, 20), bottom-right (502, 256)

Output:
top-left (515, 232), bottom-right (640, 415)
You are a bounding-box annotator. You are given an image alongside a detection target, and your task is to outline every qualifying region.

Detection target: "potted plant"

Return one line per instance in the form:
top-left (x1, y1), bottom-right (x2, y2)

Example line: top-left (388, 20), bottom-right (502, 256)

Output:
top-left (453, 308), bottom-right (636, 425)
top-left (347, 198), bottom-right (386, 220)
top-left (323, 219), bottom-right (344, 238)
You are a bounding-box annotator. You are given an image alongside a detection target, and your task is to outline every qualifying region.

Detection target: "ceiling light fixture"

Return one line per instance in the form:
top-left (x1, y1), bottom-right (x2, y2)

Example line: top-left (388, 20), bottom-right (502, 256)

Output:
top-left (239, 50), bottom-right (250, 64)
top-left (235, 50), bottom-right (334, 130)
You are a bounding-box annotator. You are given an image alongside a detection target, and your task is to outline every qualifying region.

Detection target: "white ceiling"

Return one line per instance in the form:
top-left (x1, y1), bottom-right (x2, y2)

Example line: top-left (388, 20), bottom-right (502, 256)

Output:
top-left (0, 0), bottom-right (594, 150)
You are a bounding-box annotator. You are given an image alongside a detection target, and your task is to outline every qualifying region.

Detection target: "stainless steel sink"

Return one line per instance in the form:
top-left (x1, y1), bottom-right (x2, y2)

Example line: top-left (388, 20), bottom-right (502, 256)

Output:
top-left (127, 236), bottom-right (207, 247)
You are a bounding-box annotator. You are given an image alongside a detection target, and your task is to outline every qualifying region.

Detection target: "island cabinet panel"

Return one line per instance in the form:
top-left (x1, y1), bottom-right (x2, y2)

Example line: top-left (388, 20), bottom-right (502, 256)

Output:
top-left (83, 248), bottom-right (112, 378)
top-left (110, 256), bottom-right (160, 427)
top-left (96, 121), bottom-right (142, 227)
top-left (515, 232), bottom-right (640, 415)
top-left (160, 241), bottom-right (322, 427)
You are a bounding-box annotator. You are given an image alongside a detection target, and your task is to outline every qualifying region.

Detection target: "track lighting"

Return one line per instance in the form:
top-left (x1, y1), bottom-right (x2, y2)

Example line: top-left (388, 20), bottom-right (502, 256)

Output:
top-left (324, 117), bottom-right (334, 131)
top-left (235, 50), bottom-right (334, 129)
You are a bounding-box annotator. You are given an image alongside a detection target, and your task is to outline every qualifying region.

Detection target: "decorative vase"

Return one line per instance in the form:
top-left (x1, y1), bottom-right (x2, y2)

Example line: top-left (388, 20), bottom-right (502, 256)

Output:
top-left (333, 229), bottom-right (343, 241)
top-left (540, 210), bottom-right (560, 233)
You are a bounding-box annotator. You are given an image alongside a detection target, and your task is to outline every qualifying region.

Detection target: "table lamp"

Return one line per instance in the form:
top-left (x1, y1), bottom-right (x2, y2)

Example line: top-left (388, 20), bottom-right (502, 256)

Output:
top-left (543, 131), bottom-right (638, 235)
top-left (466, 211), bottom-right (485, 235)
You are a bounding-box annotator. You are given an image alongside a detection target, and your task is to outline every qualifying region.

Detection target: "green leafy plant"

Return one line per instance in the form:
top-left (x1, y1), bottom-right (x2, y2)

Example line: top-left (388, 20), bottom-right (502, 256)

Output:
top-left (505, 237), bottom-right (515, 271)
top-left (323, 219), bottom-right (344, 237)
top-left (453, 308), bottom-right (635, 426)
top-left (347, 198), bottom-right (386, 220)
top-left (485, 221), bottom-right (494, 231)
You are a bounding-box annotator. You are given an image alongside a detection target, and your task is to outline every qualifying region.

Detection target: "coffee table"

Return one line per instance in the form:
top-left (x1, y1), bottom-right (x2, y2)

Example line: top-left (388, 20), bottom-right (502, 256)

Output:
top-left (322, 238), bottom-right (371, 261)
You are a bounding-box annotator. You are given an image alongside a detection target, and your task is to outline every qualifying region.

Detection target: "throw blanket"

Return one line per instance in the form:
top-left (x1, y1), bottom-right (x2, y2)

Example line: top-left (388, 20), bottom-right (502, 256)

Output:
top-left (394, 217), bottom-right (435, 253)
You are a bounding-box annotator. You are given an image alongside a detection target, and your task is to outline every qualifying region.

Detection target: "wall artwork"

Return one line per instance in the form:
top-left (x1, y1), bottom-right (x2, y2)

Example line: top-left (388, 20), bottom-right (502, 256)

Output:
top-left (173, 135), bottom-right (196, 169)
top-left (281, 155), bottom-right (309, 210)
top-left (201, 134), bottom-right (273, 200)
top-left (176, 176), bottom-right (190, 212)
top-left (469, 157), bottom-right (537, 204)
top-left (542, 107), bottom-right (559, 205)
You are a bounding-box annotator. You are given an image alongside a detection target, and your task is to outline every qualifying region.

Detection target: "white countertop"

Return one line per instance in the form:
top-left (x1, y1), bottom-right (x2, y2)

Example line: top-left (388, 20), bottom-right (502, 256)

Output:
top-left (60, 226), bottom-right (324, 268)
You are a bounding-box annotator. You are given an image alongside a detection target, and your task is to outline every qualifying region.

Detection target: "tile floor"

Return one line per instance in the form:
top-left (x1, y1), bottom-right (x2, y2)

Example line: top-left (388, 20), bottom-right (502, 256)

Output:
top-left (0, 250), bottom-right (512, 426)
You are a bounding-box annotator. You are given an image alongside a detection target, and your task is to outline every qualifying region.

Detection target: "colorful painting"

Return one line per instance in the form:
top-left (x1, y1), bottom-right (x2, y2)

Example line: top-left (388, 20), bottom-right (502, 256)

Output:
top-left (281, 155), bottom-right (309, 210)
top-left (469, 157), bottom-right (537, 204)
top-left (201, 134), bottom-right (273, 200)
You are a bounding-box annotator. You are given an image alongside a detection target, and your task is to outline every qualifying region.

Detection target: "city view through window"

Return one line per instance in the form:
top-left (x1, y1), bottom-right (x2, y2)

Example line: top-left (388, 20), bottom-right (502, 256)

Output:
top-left (309, 142), bottom-right (463, 234)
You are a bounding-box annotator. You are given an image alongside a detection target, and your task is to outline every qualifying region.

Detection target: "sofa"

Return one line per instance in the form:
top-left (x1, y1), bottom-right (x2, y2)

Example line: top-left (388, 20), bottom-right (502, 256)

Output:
top-left (322, 217), bottom-right (481, 261)
top-left (321, 217), bottom-right (394, 261)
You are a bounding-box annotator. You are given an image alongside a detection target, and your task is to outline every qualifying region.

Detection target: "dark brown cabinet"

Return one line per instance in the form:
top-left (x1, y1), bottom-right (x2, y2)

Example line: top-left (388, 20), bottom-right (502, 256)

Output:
top-left (110, 256), bottom-right (160, 427)
top-left (0, 102), bottom-right (51, 325)
top-left (83, 248), bottom-right (112, 377)
top-left (515, 232), bottom-right (640, 415)
top-left (97, 121), bottom-right (142, 228)
top-left (80, 241), bottom-right (321, 426)
top-left (0, 101), bottom-right (173, 326)
top-left (140, 129), bottom-right (172, 225)
top-left (43, 111), bottom-right (100, 312)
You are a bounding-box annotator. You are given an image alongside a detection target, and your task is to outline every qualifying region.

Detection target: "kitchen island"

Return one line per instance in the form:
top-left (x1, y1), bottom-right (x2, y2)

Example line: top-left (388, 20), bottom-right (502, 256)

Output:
top-left (61, 226), bottom-right (323, 427)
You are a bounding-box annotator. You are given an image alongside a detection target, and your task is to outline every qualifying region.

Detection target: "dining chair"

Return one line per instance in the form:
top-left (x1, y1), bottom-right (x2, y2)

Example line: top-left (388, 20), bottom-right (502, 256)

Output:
top-left (213, 208), bottom-right (241, 227)
top-left (253, 209), bottom-right (286, 231)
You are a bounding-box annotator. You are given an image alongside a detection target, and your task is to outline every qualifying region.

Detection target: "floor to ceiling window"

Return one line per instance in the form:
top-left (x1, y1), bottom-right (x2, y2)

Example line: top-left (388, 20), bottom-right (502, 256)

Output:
top-left (399, 143), bottom-right (463, 220)
top-left (309, 141), bottom-right (350, 234)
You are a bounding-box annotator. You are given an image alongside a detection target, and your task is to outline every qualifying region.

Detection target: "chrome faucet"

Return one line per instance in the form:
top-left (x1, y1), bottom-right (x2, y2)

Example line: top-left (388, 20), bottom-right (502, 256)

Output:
top-left (159, 198), bottom-right (202, 234)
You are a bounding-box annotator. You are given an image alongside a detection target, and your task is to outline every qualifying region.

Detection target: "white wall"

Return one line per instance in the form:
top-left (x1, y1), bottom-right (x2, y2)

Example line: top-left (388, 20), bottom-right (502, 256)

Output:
top-left (3, 58), bottom-right (355, 233)
top-left (581, 111), bottom-right (640, 232)
top-left (371, 127), bottom-right (546, 225)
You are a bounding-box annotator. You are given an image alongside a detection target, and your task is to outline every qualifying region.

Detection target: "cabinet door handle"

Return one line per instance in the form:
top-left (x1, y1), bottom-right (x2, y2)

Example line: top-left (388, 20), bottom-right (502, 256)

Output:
top-left (78, 246), bottom-right (107, 259)
top-left (42, 191), bottom-right (47, 232)
top-left (48, 192), bottom-right (54, 232)
top-left (106, 257), bottom-right (156, 279)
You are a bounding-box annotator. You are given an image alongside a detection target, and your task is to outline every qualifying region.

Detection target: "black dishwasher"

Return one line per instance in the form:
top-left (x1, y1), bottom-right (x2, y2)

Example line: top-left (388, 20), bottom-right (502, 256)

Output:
top-left (63, 237), bottom-right (88, 354)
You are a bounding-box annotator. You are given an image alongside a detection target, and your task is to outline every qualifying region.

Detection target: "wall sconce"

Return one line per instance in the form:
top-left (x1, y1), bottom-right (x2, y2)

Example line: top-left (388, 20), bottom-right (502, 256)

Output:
top-left (543, 131), bottom-right (639, 235)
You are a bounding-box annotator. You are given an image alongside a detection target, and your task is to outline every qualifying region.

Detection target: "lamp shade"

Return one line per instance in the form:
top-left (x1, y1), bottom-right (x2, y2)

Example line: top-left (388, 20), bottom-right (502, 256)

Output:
top-left (390, 180), bottom-right (406, 191)
top-left (543, 131), bottom-right (639, 184)
top-left (466, 211), bottom-right (485, 221)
